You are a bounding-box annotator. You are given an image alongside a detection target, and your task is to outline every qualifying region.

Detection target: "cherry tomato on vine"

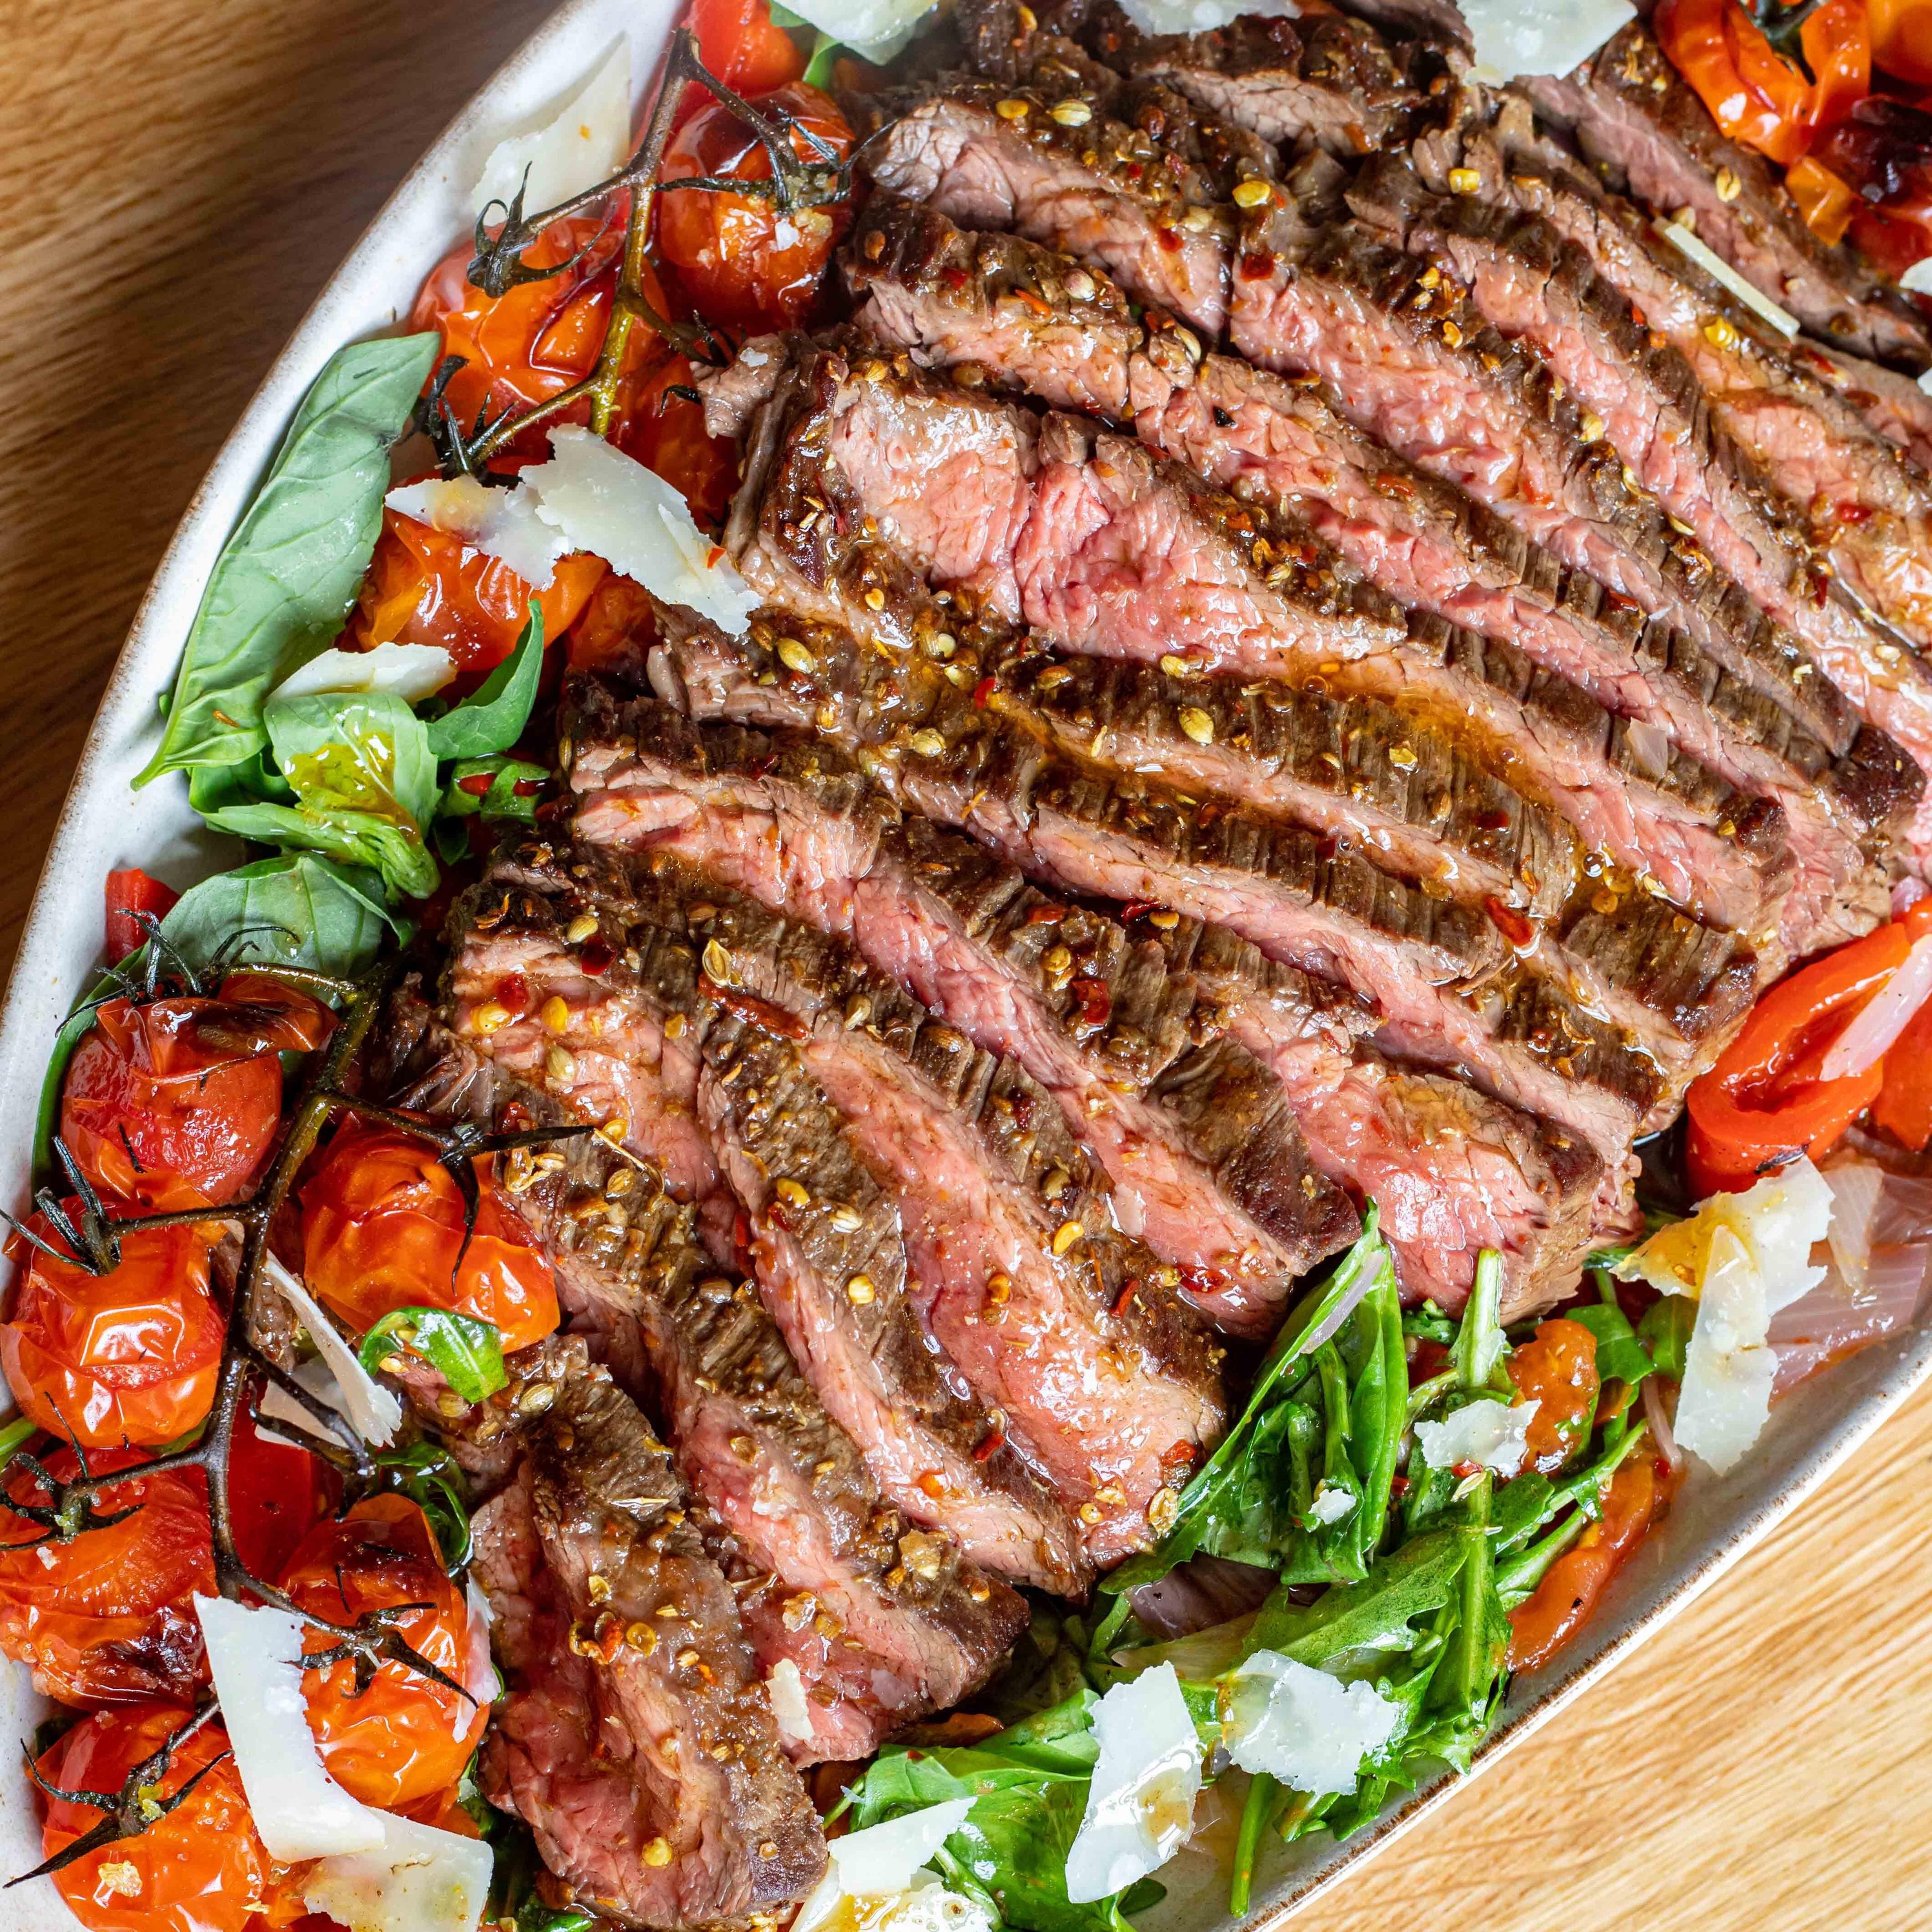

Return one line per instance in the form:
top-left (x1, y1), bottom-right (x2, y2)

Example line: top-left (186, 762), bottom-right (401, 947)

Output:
top-left (280, 1494), bottom-right (488, 1808)
top-left (352, 504), bottom-right (608, 677)
top-left (0, 1446), bottom-right (213, 1707)
top-left (36, 1704), bottom-right (271, 1932)
top-left (657, 82), bottom-right (855, 331)
top-left (228, 1400), bottom-right (337, 1584)
top-left (103, 868), bottom-right (179, 966)
top-left (1507, 1319), bottom-right (1601, 1475)
top-left (0, 1215), bottom-right (223, 1448)
top-left (686, 0), bottom-right (807, 116)
top-left (59, 973), bottom-right (332, 1213)
top-left (299, 1120), bottom-right (558, 1355)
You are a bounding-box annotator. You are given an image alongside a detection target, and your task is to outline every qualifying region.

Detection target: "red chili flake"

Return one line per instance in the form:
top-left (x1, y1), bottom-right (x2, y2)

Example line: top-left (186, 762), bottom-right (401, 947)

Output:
top-left (1014, 288), bottom-right (1054, 317)
top-left (1025, 903), bottom-right (1065, 925)
top-left (707, 545), bottom-right (727, 569)
top-left (1156, 226), bottom-right (1183, 253)
top-left (1160, 1440), bottom-right (1200, 1479)
top-left (1111, 1275), bottom-right (1141, 1317)
top-left (1177, 1262), bottom-right (1232, 1304)
top-left (1124, 161), bottom-right (1145, 184)
top-left (513, 779), bottom-right (544, 797)
top-left (942, 266), bottom-right (970, 292)
top-left (456, 772), bottom-right (494, 796)
top-left (1117, 901), bottom-right (1157, 921)
top-left (495, 974), bottom-right (532, 1016)
top-left (500, 1098), bottom-right (533, 1134)
top-left (1453, 1459), bottom-right (1482, 1480)
top-left (1389, 1474), bottom-right (1410, 1498)
top-left (973, 675), bottom-right (996, 708)
top-left (702, 977), bottom-right (809, 1040)
top-left (579, 937), bottom-right (615, 977)
top-left (1835, 500), bottom-right (1875, 525)
top-left (1238, 252), bottom-right (1275, 281)
top-left (1069, 975), bottom-right (1112, 1032)
top-left (1483, 896), bottom-right (1536, 949)
top-left (972, 1424), bottom-right (1008, 1463)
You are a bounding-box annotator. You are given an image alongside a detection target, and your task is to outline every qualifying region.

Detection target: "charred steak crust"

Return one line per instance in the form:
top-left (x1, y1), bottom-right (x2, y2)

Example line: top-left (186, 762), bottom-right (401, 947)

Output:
top-left (474, 1358), bottom-right (827, 1929)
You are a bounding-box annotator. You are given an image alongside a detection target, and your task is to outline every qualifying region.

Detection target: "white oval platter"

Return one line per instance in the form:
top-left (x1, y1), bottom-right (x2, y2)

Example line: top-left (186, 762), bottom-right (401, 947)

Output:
top-left (1, 2), bottom-right (1928, 1926)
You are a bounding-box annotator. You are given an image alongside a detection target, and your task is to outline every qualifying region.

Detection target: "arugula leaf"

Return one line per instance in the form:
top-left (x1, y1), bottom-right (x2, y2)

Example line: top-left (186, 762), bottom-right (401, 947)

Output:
top-left (158, 851), bottom-right (396, 975)
top-left (358, 1307), bottom-right (507, 1404)
top-left (1451, 1249), bottom-right (1507, 1390)
top-left (1566, 1275), bottom-right (1654, 1396)
top-left (1638, 1294), bottom-right (1696, 1382)
top-left (1425, 1475), bottom-right (1509, 1738)
top-left (137, 333), bottom-right (441, 783)
top-left (425, 606), bottom-right (545, 760)
top-left (1102, 1213), bottom-right (1392, 1593)
top-left (1246, 1527), bottom-right (1466, 1667)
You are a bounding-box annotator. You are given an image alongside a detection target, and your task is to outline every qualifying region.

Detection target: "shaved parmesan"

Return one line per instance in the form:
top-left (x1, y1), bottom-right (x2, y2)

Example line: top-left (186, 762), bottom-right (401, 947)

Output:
top-left (519, 427), bottom-right (759, 635)
top-left (774, 0), bottom-right (942, 62)
top-left (385, 474), bottom-right (570, 591)
top-left (303, 1808), bottom-right (494, 1932)
top-left (258, 1355), bottom-right (354, 1444)
top-left (1460, 0), bottom-right (1632, 82)
top-left (1617, 1159), bottom-right (1833, 1473)
top-left (766, 1657), bottom-right (816, 1746)
top-left (1307, 1484), bottom-right (1355, 1526)
top-left (792, 1800), bottom-right (983, 1932)
top-left (1903, 258), bottom-right (1932, 295)
top-left (463, 1576), bottom-right (500, 1707)
top-left (1064, 1663), bottom-right (1201, 1904)
top-left (194, 1595), bottom-right (384, 1861)
top-left (1918, 369), bottom-right (1932, 399)
top-left (1659, 222), bottom-right (1801, 339)
top-left (1413, 1398), bottom-right (1538, 1480)
top-left (473, 38), bottom-right (631, 218)
top-left (1114, 0), bottom-right (1293, 36)
top-left (274, 641), bottom-right (455, 705)
top-left (1220, 1650), bottom-right (1404, 1797)
top-left (264, 1254), bottom-right (403, 1447)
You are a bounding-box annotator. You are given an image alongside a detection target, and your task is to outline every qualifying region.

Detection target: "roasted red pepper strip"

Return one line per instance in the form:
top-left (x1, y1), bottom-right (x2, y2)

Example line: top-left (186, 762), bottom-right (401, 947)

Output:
top-left (1685, 917), bottom-right (1914, 1194)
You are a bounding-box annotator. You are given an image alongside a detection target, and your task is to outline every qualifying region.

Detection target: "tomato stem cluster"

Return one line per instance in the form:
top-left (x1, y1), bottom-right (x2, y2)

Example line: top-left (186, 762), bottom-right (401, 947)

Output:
top-left (438, 27), bottom-right (862, 474)
top-left (5, 956), bottom-right (590, 1888)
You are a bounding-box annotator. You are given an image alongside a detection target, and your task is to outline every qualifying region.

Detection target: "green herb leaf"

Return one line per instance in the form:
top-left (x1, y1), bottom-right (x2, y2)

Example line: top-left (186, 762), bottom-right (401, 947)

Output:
top-left (1566, 1278), bottom-right (1654, 1396)
top-left (802, 28), bottom-right (843, 87)
top-left (156, 848), bottom-right (398, 979)
top-left (425, 606), bottom-right (545, 761)
top-left (438, 756), bottom-right (548, 828)
top-left (1247, 1526), bottom-right (1466, 1668)
top-left (375, 1439), bottom-right (475, 1573)
top-left (1638, 1294), bottom-right (1696, 1382)
top-left (1451, 1250), bottom-right (1507, 1391)
top-left (137, 334), bottom-right (441, 783)
top-left (358, 1307), bottom-right (507, 1404)
top-left (0, 1416), bottom-right (35, 1477)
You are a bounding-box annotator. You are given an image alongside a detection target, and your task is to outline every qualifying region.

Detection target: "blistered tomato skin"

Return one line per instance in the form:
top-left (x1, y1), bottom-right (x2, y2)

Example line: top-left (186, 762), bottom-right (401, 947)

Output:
top-left (0, 1214), bottom-right (223, 1447)
top-left (1509, 1318), bottom-right (1602, 1475)
top-left (657, 84), bottom-right (856, 331)
top-left (1506, 1454), bottom-right (1660, 1672)
top-left (37, 1705), bottom-right (270, 1932)
top-left (0, 1448), bottom-right (214, 1707)
top-left (299, 1119), bottom-right (559, 1354)
top-left (281, 1494), bottom-right (489, 1807)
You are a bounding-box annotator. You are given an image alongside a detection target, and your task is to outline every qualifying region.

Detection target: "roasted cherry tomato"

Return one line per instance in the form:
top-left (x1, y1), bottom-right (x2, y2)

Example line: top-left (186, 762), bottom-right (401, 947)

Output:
top-left (351, 504), bottom-right (608, 677)
top-left (227, 1400), bottom-right (337, 1584)
top-left (687, 0), bottom-right (806, 113)
top-left (299, 1120), bottom-right (558, 1355)
top-left (658, 83), bottom-right (855, 330)
top-left (0, 1446), bottom-right (213, 1707)
top-left (1506, 1455), bottom-right (1661, 1671)
top-left (60, 973), bottom-right (332, 1212)
top-left (0, 1214), bottom-right (223, 1448)
top-left (1508, 1319), bottom-right (1601, 1475)
top-left (104, 869), bottom-right (180, 966)
top-left (1870, 0), bottom-right (1932, 86)
top-left (280, 1494), bottom-right (489, 1808)
top-left (36, 1704), bottom-right (270, 1932)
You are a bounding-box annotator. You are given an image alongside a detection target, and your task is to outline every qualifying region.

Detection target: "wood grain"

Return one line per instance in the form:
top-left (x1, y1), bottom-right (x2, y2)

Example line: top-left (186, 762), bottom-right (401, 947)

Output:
top-left (0, 4), bottom-right (1927, 1927)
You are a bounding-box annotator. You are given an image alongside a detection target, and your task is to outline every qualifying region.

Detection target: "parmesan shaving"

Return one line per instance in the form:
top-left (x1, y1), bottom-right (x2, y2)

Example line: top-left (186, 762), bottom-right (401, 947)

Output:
top-left (1659, 222), bottom-right (1801, 339)
top-left (263, 1254), bottom-right (403, 1446)
top-left (518, 426), bottom-right (759, 635)
top-left (472, 38), bottom-right (631, 218)
top-left (1413, 1398), bottom-right (1539, 1480)
top-left (303, 1808), bottom-right (494, 1932)
top-left (273, 641), bottom-right (455, 705)
top-left (257, 1354), bottom-right (354, 1443)
top-left (1459, 0), bottom-right (1633, 83)
top-left (1220, 1649), bottom-right (1405, 1796)
top-left (193, 1595), bottom-right (384, 1861)
top-left (1901, 258), bottom-right (1932, 296)
top-left (1064, 1664), bottom-right (1200, 1904)
top-left (766, 1657), bottom-right (817, 1747)
top-left (385, 474), bottom-right (570, 590)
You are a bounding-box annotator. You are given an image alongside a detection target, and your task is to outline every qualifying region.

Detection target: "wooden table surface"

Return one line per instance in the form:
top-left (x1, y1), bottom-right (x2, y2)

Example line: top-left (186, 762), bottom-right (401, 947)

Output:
top-left (2, 3), bottom-right (1928, 1926)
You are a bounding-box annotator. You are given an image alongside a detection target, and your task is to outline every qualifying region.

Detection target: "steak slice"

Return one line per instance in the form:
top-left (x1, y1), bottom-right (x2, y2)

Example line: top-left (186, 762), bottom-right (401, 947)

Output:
top-left (1524, 22), bottom-right (1932, 373)
top-left (719, 336), bottom-right (1755, 1077)
top-left (472, 1351), bottom-right (827, 1928)
top-left (571, 671), bottom-right (1614, 1315)
top-left (844, 194), bottom-right (1805, 940)
top-left (448, 872), bottom-right (1087, 1594)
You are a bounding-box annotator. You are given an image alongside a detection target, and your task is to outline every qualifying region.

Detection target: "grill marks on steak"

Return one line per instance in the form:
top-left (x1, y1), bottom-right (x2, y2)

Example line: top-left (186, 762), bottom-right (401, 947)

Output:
top-left (449, 873), bottom-right (1086, 1593)
top-left (1526, 22), bottom-right (1932, 373)
top-left (565, 671), bottom-right (1609, 1316)
top-left (845, 194), bottom-right (1802, 938)
top-left (472, 1352), bottom-right (827, 1927)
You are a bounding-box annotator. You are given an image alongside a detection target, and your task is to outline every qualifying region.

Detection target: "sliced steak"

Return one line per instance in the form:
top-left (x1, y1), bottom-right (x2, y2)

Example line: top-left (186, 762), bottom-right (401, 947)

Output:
top-left (472, 1353), bottom-right (827, 1928)
top-left (568, 668), bottom-right (1609, 1312)
top-left (844, 194), bottom-right (1804, 939)
top-left (448, 871), bottom-right (1087, 1594)
top-left (1524, 21), bottom-right (1932, 372)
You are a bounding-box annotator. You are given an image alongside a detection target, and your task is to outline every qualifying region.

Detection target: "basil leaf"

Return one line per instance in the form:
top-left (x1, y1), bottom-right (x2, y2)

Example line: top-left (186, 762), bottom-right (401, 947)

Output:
top-left (802, 28), bottom-right (843, 87)
top-left (137, 333), bottom-right (441, 782)
top-left (375, 1440), bottom-right (474, 1573)
top-left (201, 799), bottom-right (439, 901)
top-left (159, 852), bottom-right (397, 976)
top-left (1638, 1295), bottom-right (1696, 1382)
top-left (425, 606), bottom-right (545, 761)
top-left (439, 757), bottom-right (548, 826)
top-left (359, 1307), bottom-right (507, 1404)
